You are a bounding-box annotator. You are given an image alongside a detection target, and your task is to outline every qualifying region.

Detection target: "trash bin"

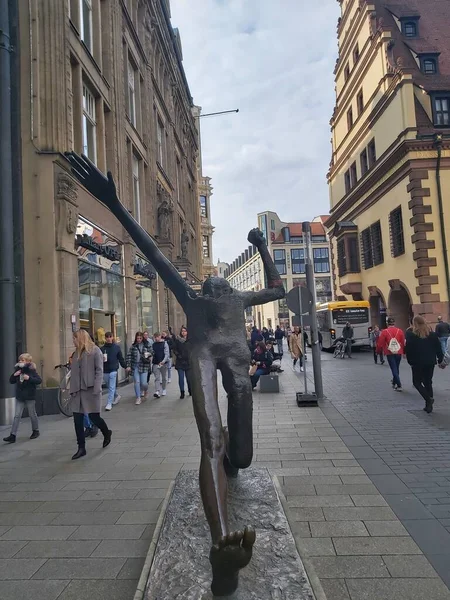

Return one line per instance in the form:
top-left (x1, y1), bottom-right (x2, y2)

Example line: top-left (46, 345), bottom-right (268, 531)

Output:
top-left (0, 396), bottom-right (16, 426)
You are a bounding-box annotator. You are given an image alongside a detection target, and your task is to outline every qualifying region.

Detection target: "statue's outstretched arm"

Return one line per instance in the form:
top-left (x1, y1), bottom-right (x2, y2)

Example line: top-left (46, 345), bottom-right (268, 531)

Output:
top-left (65, 152), bottom-right (193, 308)
top-left (242, 228), bottom-right (285, 308)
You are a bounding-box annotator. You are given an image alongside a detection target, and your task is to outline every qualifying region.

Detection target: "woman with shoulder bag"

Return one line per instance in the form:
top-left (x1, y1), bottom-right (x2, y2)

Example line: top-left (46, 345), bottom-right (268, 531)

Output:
top-left (70, 329), bottom-right (112, 459)
top-left (126, 332), bottom-right (152, 405)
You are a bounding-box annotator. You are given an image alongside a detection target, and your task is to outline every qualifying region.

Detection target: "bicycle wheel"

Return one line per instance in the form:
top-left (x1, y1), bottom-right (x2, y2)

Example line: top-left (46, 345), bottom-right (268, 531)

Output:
top-left (58, 372), bottom-right (73, 417)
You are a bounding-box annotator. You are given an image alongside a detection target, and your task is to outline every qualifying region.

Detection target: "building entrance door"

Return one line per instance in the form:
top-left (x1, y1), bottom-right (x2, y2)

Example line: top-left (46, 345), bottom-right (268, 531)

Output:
top-left (88, 309), bottom-right (116, 346)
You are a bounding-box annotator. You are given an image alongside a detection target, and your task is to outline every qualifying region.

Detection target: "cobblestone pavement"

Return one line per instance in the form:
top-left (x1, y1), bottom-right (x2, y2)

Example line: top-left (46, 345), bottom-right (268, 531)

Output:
top-left (0, 350), bottom-right (449, 599)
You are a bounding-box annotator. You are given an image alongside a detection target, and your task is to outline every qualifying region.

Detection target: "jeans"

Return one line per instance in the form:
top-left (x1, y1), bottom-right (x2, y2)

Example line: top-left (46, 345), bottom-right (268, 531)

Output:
top-left (345, 339), bottom-right (352, 357)
top-left (153, 364), bottom-right (168, 394)
top-left (177, 368), bottom-right (191, 394)
top-left (73, 412), bottom-right (109, 449)
top-left (293, 356), bottom-right (303, 368)
top-left (439, 336), bottom-right (449, 355)
top-left (103, 371), bottom-right (118, 406)
top-left (387, 354), bottom-right (402, 388)
top-left (251, 368), bottom-right (267, 388)
top-left (83, 414), bottom-right (92, 428)
top-left (10, 399), bottom-right (39, 435)
top-left (167, 358), bottom-right (172, 381)
top-left (276, 340), bottom-right (283, 354)
top-left (411, 365), bottom-right (435, 403)
top-left (133, 368), bottom-right (148, 399)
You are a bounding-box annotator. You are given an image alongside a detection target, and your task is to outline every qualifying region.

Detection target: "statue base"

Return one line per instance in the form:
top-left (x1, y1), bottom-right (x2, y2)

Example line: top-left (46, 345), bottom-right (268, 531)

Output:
top-left (143, 468), bottom-right (315, 599)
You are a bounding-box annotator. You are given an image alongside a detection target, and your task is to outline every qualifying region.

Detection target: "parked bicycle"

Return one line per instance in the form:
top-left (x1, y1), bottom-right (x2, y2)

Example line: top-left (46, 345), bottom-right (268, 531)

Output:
top-left (54, 363), bottom-right (73, 417)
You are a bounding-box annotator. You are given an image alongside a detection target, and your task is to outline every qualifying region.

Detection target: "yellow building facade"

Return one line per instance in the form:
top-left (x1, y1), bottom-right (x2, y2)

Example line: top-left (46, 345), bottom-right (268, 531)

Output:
top-left (327, 0), bottom-right (450, 331)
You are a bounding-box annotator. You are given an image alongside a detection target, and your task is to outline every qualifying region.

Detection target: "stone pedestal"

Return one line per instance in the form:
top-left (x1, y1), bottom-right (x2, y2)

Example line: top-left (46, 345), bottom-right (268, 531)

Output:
top-left (144, 468), bottom-right (315, 600)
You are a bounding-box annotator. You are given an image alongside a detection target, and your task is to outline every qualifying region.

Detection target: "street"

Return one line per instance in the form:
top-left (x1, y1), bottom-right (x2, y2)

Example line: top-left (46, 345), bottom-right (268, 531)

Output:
top-left (1, 351), bottom-right (450, 599)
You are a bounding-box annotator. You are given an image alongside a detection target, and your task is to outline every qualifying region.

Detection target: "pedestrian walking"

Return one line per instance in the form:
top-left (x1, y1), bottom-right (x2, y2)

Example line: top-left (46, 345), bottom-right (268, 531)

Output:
top-left (152, 332), bottom-right (170, 398)
top-left (377, 317), bottom-right (406, 391)
top-left (435, 316), bottom-right (450, 355)
top-left (127, 332), bottom-right (152, 405)
top-left (3, 354), bottom-right (41, 444)
top-left (370, 325), bottom-right (384, 364)
top-left (100, 332), bottom-right (126, 411)
top-left (262, 327), bottom-right (270, 343)
top-left (171, 326), bottom-right (192, 399)
top-left (143, 331), bottom-right (154, 386)
top-left (162, 330), bottom-right (173, 383)
top-left (341, 322), bottom-right (354, 358)
top-left (250, 342), bottom-right (273, 389)
top-left (406, 316), bottom-right (443, 413)
top-left (288, 326), bottom-right (304, 372)
top-left (69, 329), bottom-right (112, 460)
top-left (274, 325), bottom-right (284, 355)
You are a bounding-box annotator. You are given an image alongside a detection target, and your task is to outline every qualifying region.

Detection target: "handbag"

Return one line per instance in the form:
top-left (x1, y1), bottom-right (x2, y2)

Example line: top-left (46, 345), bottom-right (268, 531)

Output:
top-left (249, 364), bottom-right (257, 376)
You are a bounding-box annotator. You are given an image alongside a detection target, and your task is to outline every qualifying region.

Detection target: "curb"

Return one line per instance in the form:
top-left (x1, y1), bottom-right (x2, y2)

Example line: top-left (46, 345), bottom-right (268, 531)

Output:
top-left (133, 479), bottom-right (175, 600)
top-left (272, 474), bottom-right (328, 600)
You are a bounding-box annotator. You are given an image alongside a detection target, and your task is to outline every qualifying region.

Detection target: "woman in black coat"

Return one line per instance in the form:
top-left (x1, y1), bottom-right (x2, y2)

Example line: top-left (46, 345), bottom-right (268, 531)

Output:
top-left (405, 315), bottom-right (443, 413)
top-left (171, 326), bottom-right (191, 399)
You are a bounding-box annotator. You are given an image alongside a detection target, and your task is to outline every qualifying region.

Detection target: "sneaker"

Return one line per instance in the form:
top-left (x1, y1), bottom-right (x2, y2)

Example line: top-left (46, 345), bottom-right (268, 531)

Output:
top-left (140, 391), bottom-right (145, 398)
top-left (113, 395), bottom-right (121, 405)
top-left (167, 378), bottom-right (171, 383)
top-left (105, 404), bottom-right (112, 411)
top-left (396, 387), bottom-right (403, 392)
top-left (154, 392), bottom-right (161, 398)
top-left (3, 434), bottom-right (16, 444)
top-left (135, 398), bottom-right (142, 405)
top-left (30, 430), bottom-right (40, 440)
top-left (161, 390), bottom-right (167, 396)
top-left (300, 367), bottom-right (304, 372)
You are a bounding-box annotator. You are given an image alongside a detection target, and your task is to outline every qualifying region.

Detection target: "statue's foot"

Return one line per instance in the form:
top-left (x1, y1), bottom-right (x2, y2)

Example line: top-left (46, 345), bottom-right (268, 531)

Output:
top-left (223, 454), bottom-right (239, 479)
top-left (210, 527), bottom-right (256, 597)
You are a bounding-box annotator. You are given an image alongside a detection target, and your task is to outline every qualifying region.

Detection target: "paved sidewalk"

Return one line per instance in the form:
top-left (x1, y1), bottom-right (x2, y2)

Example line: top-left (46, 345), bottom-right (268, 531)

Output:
top-left (0, 353), bottom-right (449, 599)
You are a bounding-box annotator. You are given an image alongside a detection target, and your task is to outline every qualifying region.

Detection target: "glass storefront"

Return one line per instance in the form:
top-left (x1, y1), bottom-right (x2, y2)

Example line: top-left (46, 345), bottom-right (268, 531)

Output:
top-left (76, 218), bottom-right (125, 349)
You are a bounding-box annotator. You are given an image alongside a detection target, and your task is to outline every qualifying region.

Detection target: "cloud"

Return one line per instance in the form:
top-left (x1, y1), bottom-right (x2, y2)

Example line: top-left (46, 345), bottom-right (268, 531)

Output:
top-left (171, 0), bottom-right (340, 263)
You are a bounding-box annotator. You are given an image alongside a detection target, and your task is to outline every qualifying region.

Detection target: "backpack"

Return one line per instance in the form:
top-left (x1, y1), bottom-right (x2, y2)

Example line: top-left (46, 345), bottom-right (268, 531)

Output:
top-left (388, 330), bottom-right (401, 354)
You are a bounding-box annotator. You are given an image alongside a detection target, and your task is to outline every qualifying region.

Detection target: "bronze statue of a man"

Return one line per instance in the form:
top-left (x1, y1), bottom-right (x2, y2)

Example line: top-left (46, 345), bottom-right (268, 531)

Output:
top-left (65, 153), bottom-right (285, 597)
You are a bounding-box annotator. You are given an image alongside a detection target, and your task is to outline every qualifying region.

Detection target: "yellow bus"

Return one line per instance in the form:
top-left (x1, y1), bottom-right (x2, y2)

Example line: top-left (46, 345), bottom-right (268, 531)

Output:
top-left (317, 301), bottom-right (371, 351)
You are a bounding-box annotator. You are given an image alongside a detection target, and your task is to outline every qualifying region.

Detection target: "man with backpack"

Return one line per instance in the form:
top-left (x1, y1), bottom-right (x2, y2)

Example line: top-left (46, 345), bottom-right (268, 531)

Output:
top-left (377, 317), bottom-right (406, 391)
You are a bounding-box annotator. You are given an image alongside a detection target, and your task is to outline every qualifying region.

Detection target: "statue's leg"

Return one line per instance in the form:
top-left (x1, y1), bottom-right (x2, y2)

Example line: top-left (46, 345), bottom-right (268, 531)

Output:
top-left (219, 356), bottom-right (254, 471)
top-left (190, 353), bottom-right (255, 597)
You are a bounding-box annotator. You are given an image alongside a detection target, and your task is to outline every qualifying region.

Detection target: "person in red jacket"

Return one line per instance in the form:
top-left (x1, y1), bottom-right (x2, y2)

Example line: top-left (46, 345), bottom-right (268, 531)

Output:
top-left (376, 317), bottom-right (406, 391)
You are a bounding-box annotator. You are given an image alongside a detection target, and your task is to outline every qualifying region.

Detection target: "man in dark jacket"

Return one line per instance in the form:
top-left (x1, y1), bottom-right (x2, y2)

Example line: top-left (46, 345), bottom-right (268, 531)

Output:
top-left (250, 326), bottom-right (263, 351)
top-left (274, 325), bottom-right (284, 355)
top-left (435, 316), bottom-right (450, 355)
top-left (101, 332), bottom-right (126, 410)
top-left (342, 322), bottom-right (354, 358)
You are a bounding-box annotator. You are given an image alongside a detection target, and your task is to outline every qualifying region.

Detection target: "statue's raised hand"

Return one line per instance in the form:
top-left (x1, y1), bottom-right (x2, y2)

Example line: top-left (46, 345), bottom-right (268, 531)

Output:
top-left (247, 228), bottom-right (266, 248)
top-left (64, 152), bottom-right (120, 212)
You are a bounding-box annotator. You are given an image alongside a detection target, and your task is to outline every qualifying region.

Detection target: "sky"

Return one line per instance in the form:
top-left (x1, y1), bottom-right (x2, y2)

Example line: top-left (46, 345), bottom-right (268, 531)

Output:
top-left (170, 0), bottom-right (340, 264)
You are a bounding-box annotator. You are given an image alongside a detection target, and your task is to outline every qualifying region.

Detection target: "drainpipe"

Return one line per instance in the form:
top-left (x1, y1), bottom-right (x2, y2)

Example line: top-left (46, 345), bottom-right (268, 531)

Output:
top-left (0, 0), bottom-right (17, 424)
top-left (434, 134), bottom-right (450, 319)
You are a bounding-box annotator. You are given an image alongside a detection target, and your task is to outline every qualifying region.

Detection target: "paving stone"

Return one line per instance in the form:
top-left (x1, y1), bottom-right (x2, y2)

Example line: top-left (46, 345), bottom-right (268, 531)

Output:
top-left (369, 474), bottom-right (411, 495)
top-left (323, 507), bottom-right (397, 521)
top-left (49, 512), bottom-right (123, 526)
top-left (95, 499), bottom-right (162, 512)
top-left (384, 494), bottom-right (435, 520)
top-left (15, 541), bottom-right (100, 558)
top-left (364, 521), bottom-right (409, 537)
top-left (35, 501), bottom-right (102, 513)
top-left (350, 495), bottom-right (388, 507)
top-left (346, 578), bottom-right (450, 600)
top-left (0, 541), bottom-right (27, 558)
top-left (383, 554), bottom-right (439, 577)
top-left (0, 558), bottom-right (46, 579)
top-left (117, 557), bottom-right (145, 579)
top-left (310, 521), bottom-right (369, 537)
top-left (116, 479), bottom-right (171, 489)
top-left (288, 495), bottom-right (354, 508)
top-left (309, 555), bottom-right (389, 578)
top-left (0, 526), bottom-right (77, 541)
top-left (402, 518), bottom-right (450, 555)
top-left (283, 475), bottom-right (342, 486)
top-left (0, 513), bottom-right (59, 526)
top-left (315, 484), bottom-right (378, 496)
top-left (56, 579), bottom-right (139, 599)
top-left (294, 537), bottom-right (335, 557)
top-left (333, 536), bottom-right (421, 556)
top-left (69, 525), bottom-right (146, 540)
top-left (289, 521), bottom-right (311, 536)
top-left (289, 507), bottom-right (325, 521)
top-left (0, 580), bottom-right (69, 600)
top-left (320, 579), bottom-right (351, 600)
top-left (91, 539), bottom-right (149, 557)
top-left (32, 557), bottom-right (126, 580)
top-left (282, 484), bottom-right (317, 497)
top-left (0, 502), bottom-right (43, 513)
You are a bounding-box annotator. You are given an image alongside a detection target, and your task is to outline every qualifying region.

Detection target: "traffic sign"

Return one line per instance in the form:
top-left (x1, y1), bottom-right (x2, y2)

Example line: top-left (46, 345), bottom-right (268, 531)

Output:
top-left (286, 286), bottom-right (313, 315)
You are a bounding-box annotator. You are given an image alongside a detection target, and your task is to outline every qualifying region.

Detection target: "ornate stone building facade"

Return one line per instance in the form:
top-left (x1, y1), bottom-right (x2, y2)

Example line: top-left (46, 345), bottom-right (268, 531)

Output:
top-left (327, 0), bottom-right (450, 330)
top-left (19, 0), bottom-right (202, 385)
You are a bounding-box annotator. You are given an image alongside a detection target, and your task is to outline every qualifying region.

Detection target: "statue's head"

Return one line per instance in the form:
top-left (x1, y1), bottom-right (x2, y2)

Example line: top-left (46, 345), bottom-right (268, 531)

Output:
top-left (201, 277), bottom-right (232, 299)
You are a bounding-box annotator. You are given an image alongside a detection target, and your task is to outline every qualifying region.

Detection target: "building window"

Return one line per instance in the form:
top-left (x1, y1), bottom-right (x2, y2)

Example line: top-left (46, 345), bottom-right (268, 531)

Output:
top-left (353, 44), bottom-right (360, 64)
top-left (348, 237), bottom-right (360, 273)
top-left (313, 248), bottom-right (330, 273)
top-left (368, 139), bottom-right (376, 167)
top-left (337, 239), bottom-right (346, 276)
top-left (347, 107), bottom-right (354, 131)
top-left (360, 148), bottom-right (368, 176)
top-left (80, 0), bottom-right (93, 52)
top-left (434, 96), bottom-right (450, 126)
top-left (202, 236), bottom-right (210, 258)
top-left (82, 84), bottom-right (96, 163)
top-left (175, 158), bottom-right (181, 203)
top-left (402, 20), bottom-right (418, 38)
top-left (312, 235), bottom-right (327, 243)
top-left (132, 154), bottom-right (140, 223)
top-left (357, 89), bottom-right (364, 115)
top-left (350, 162), bottom-right (357, 187)
top-left (344, 169), bottom-right (351, 194)
top-left (200, 195), bottom-right (207, 218)
top-left (361, 221), bottom-right (383, 269)
top-left (273, 249), bottom-right (287, 275)
top-left (270, 219), bottom-right (275, 230)
top-left (389, 207), bottom-right (405, 257)
top-left (344, 63), bottom-right (350, 81)
top-left (128, 58), bottom-right (137, 127)
top-left (157, 118), bottom-right (165, 166)
top-left (422, 58), bottom-right (437, 75)
top-left (291, 249), bottom-right (305, 274)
